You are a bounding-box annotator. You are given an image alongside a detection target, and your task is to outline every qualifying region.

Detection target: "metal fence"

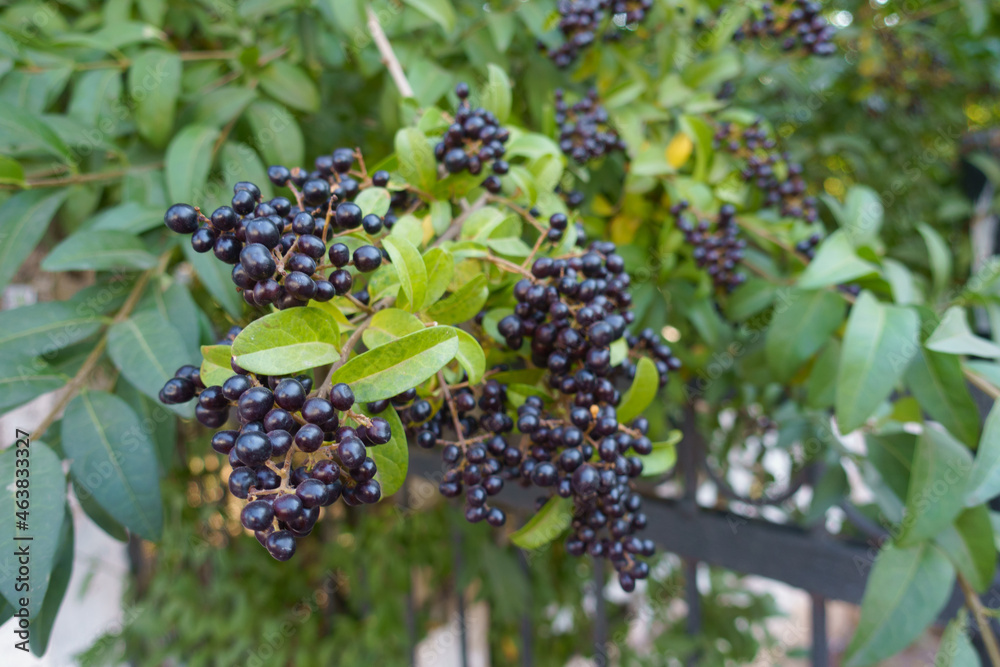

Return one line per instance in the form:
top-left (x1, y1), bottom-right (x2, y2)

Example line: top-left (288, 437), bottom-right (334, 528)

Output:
top-left (406, 400), bottom-right (1000, 666)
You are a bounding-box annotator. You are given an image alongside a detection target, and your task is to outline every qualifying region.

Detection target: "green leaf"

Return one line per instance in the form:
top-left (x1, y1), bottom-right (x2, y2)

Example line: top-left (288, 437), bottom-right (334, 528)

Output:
top-left (354, 403), bottom-right (408, 497)
top-left (329, 326), bottom-right (458, 403)
top-left (75, 482), bottom-right (128, 542)
top-left (29, 508), bottom-right (72, 656)
top-left (0, 189), bottom-right (68, 292)
top-left (243, 99), bottom-right (304, 167)
top-left (355, 187), bottom-right (391, 218)
top-left (129, 50), bottom-right (181, 148)
top-left (42, 230), bottom-right (157, 272)
top-left (680, 50), bottom-right (741, 90)
top-left (107, 311), bottom-right (194, 418)
top-left (0, 155), bottom-right (24, 185)
top-left (166, 125), bottom-right (220, 203)
top-left (200, 344), bottom-right (234, 387)
top-left (183, 242), bottom-right (243, 319)
top-left (453, 328), bottom-right (485, 385)
top-left (402, 0), bottom-right (457, 34)
top-left (394, 128), bottom-right (436, 191)
top-left (926, 306), bottom-right (1000, 357)
top-left (259, 61), bottom-right (319, 112)
top-left (63, 391), bottom-right (163, 540)
top-left (798, 230), bottom-right (878, 289)
top-left (193, 86), bottom-right (258, 128)
top-left (425, 274), bottom-right (488, 325)
top-left (965, 400), bottom-right (1000, 506)
top-left (805, 463), bottom-right (848, 524)
top-left (935, 506), bottom-right (995, 593)
top-left (510, 496), bottom-right (573, 549)
top-left (0, 102), bottom-right (71, 162)
top-left (383, 236), bottom-right (427, 311)
top-left (765, 289), bottom-right (846, 381)
top-left (680, 114), bottom-right (715, 182)
top-left (836, 185), bottom-right (883, 247)
top-left (0, 301), bottom-right (105, 358)
top-left (0, 442), bottom-right (66, 618)
top-left (0, 354), bottom-right (68, 413)
top-left (835, 292), bottom-right (919, 433)
top-left (904, 346), bottom-right (981, 448)
top-left (935, 613), bottom-right (981, 667)
top-left (362, 308), bottom-right (424, 348)
top-left (883, 258), bottom-right (919, 305)
top-left (422, 247), bottom-right (454, 308)
top-left (918, 223), bottom-right (952, 296)
top-left (844, 542), bottom-right (954, 667)
top-left (639, 431), bottom-right (682, 477)
top-left (480, 63), bottom-right (511, 124)
top-left (86, 202), bottom-right (164, 234)
top-left (617, 357), bottom-right (658, 423)
top-left (897, 426), bottom-right (973, 546)
top-left (232, 307), bottom-right (341, 375)
top-left (806, 339), bottom-right (840, 409)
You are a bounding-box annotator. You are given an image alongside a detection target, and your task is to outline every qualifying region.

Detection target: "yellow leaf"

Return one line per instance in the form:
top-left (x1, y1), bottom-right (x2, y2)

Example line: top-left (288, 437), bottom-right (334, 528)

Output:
top-left (666, 133), bottom-right (693, 168)
top-left (610, 213), bottom-right (641, 246)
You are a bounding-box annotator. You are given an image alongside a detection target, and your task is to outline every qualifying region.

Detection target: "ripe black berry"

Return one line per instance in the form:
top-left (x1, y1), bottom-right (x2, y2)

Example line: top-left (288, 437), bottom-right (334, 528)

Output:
top-left (241, 500), bottom-right (275, 530)
top-left (362, 214), bottom-right (383, 235)
top-left (329, 383), bottom-right (355, 411)
top-left (239, 244), bottom-right (276, 281)
top-left (164, 204), bottom-right (199, 234)
top-left (353, 245), bottom-right (382, 272)
top-left (336, 202), bottom-right (363, 229)
top-left (265, 530), bottom-right (296, 561)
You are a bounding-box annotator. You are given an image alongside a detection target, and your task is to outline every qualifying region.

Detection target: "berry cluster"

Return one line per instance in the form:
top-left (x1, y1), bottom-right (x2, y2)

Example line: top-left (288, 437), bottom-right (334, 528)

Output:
top-left (671, 201), bottom-right (747, 292)
top-left (622, 328), bottom-right (682, 388)
top-left (555, 89), bottom-right (626, 164)
top-left (544, 0), bottom-right (654, 68)
top-left (160, 358), bottom-right (392, 561)
top-left (163, 148), bottom-right (397, 310)
top-left (733, 0), bottom-right (837, 57)
top-left (794, 233), bottom-right (822, 260)
top-left (714, 121), bottom-right (818, 223)
top-left (434, 83), bottom-right (510, 192)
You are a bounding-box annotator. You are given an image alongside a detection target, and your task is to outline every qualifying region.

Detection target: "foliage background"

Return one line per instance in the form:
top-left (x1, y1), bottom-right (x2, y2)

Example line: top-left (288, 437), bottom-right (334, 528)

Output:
top-left (0, 0), bottom-right (999, 664)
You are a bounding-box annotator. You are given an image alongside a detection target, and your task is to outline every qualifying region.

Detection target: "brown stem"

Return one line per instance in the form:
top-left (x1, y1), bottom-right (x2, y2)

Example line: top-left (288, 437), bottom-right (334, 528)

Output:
top-left (483, 254), bottom-right (535, 279)
top-left (365, 4), bottom-right (415, 98)
top-left (0, 162), bottom-right (163, 190)
top-left (318, 315), bottom-right (376, 395)
top-left (486, 194), bottom-right (547, 232)
top-left (32, 251), bottom-right (171, 439)
top-left (430, 194), bottom-right (489, 248)
top-left (437, 371), bottom-right (468, 448)
top-left (959, 572), bottom-right (1000, 667)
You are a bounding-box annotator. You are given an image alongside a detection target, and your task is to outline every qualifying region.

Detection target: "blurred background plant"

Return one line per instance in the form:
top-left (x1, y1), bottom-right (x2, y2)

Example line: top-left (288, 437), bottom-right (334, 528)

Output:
top-left (1, 0), bottom-right (999, 664)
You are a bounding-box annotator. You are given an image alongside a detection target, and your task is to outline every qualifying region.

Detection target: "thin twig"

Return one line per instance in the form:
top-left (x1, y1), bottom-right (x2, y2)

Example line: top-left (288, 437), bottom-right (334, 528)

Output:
top-left (32, 251), bottom-right (171, 439)
top-left (431, 194), bottom-right (489, 248)
top-left (365, 4), bottom-right (415, 98)
top-left (318, 315), bottom-right (376, 396)
top-left (0, 163), bottom-right (163, 190)
top-left (959, 572), bottom-right (1000, 667)
top-left (438, 371), bottom-right (468, 448)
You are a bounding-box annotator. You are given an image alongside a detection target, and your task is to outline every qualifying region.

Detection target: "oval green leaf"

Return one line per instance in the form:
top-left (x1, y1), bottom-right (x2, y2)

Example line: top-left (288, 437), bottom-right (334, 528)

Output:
top-left (42, 230), bottom-right (157, 272)
top-left (383, 236), bottom-right (427, 312)
top-left (617, 357), bottom-right (658, 423)
top-left (835, 291), bottom-right (919, 433)
top-left (425, 274), bottom-right (488, 325)
top-left (844, 542), bottom-right (954, 667)
top-left (329, 326), bottom-right (458, 403)
top-left (511, 495), bottom-right (573, 549)
top-left (63, 391), bottom-right (163, 541)
top-left (0, 442), bottom-right (66, 618)
top-left (232, 307), bottom-right (341, 375)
